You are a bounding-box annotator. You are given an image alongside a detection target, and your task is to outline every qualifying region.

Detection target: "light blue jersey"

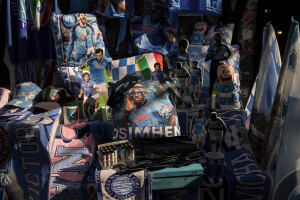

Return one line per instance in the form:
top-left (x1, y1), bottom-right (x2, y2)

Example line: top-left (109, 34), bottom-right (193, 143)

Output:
top-left (206, 43), bottom-right (231, 63)
top-left (216, 81), bottom-right (237, 93)
top-left (85, 34), bottom-right (94, 49)
top-left (81, 80), bottom-right (95, 97)
top-left (129, 93), bottom-right (176, 129)
top-left (167, 49), bottom-right (190, 70)
top-left (192, 116), bottom-right (206, 134)
top-left (66, 24), bottom-right (94, 62)
top-left (86, 59), bottom-right (109, 85)
top-left (189, 67), bottom-right (202, 85)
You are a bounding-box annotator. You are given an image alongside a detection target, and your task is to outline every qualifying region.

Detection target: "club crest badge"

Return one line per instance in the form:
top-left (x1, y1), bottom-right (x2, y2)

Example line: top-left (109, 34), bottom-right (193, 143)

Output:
top-left (66, 107), bottom-right (79, 123)
top-left (105, 172), bottom-right (141, 199)
top-left (50, 89), bottom-right (60, 100)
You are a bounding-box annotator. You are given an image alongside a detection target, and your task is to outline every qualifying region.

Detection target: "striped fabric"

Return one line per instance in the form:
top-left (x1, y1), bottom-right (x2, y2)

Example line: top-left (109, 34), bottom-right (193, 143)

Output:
top-left (111, 53), bottom-right (162, 81)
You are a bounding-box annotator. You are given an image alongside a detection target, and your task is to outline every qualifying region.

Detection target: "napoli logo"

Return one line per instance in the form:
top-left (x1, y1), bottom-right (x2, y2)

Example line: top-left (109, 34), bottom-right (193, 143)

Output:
top-left (105, 173), bottom-right (141, 199)
top-left (50, 89), bottom-right (60, 100)
top-left (62, 15), bottom-right (76, 29)
top-left (12, 0), bottom-right (54, 29)
top-left (0, 126), bottom-right (10, 163)
top-left (67, 107), bottom-right (78, 122)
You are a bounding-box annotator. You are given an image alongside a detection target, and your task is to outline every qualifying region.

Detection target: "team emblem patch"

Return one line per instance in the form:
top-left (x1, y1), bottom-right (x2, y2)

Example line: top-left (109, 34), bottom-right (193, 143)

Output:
top-left (66, 107), bottom-right (79, 122)
top-left (50, 89), bottom-right (60, 100)
top-left (105, 173), bottom-right (141, 199)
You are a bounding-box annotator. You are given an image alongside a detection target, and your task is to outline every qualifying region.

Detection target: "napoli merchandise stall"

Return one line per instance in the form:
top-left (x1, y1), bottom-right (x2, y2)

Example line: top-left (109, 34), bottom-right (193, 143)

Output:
top-left (0, 0), bottom-right (299, 200)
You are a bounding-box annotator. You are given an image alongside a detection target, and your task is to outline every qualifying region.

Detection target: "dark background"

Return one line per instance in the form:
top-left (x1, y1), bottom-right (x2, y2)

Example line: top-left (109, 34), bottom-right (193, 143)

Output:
top-left (0, 0), bottom-right (299, 89)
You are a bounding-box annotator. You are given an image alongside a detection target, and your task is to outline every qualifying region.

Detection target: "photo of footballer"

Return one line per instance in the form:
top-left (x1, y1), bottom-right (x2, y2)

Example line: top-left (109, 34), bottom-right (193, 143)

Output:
top-left (81, 48), bottom-right (112, 108)
top-left (189, 60), bottom-right (203, 105)
top-left (130, 0), bottom-right (177, 54)
top-left (190, 108), bottom-right (207, 149)
top-left (172, 62), bottom-right (190, 107)
top-left (151, 62), bottom-right (167, 81)
top-left (121, 82), bottom-right (179, 137)
top-left (63, 13), bottom-right (97, 67)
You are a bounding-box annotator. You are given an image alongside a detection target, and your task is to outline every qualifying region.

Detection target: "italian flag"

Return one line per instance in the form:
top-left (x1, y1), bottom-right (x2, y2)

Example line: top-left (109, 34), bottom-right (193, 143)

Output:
top-left (136, 53), bottom-right (163, 80)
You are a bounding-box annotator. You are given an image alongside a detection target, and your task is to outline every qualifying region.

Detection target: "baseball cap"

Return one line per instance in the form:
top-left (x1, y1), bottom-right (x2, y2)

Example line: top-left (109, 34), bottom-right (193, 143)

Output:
top-left (33, 86), bottom-right (74, 110)
top-left (6, 82), bottom-right (42, 109)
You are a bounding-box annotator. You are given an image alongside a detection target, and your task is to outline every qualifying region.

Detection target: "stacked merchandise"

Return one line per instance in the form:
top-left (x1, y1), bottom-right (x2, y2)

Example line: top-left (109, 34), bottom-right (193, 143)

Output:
top-left (0, 0), bottom-right (288, 200)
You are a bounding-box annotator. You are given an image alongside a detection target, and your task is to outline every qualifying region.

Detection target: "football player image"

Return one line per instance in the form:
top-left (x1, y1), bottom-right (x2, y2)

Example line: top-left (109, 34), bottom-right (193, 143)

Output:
top-left (189, 60), bottom-right (203, 104)
top-left (205, 32), bottom-right (232, 97)
top-left (165, 39), bottom-right (191, 71)
top-left (131, 0), bottom-right (177, 54)
top-left (121, 82), bottom-right (177, 131)
top-left (190, 108), bottom-right (207, 149)
top-left (78, 72), bottom-right (99, 101)
top-left (64, 13), bottom-right (95, 66)
top-left (81, 48), bottom-right (112, 107)
top-left (173, 62), bottom-right (190, 107)
top-left (152, 62), bottom-right (167, 81)
top-left (205, 112), bottom-right (227, 152)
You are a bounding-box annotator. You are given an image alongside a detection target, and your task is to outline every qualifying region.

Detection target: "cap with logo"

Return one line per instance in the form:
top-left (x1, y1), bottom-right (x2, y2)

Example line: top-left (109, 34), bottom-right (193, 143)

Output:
top-left (33, 86), bottom-right (74, 110)
top-left (6, 82), bottom-right (42, 109)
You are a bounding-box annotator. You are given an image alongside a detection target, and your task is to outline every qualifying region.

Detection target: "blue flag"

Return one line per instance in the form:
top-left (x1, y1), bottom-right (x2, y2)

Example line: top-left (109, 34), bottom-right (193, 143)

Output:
top-left (271, 19), bottom-right (300, 200)
top-left (248, 23), bottom-right (281, 161)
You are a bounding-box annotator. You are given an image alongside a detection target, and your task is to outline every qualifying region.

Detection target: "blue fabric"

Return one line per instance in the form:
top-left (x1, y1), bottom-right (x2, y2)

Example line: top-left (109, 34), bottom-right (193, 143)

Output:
top-left (4, 0), bottom-right (56, 64)
top-left (190, 33), bottom-right (205, 44)
top-left (166, 49), bottom-right (190, 70)
top-left (69, 0), bottom-right (89, 13)
top-left (152, 71), bottom-right (166, 81)
top-left (206, 43), bottom-right (232, 63)
top-left (87, 58), bottom-right (109, 85)
top-left (11, 108), bottom-right (61, 200)
top-left (168, 0), bottom-right (222, 16)
top-left (95, 0), bottom-right (133, 18)
top-left (216, 81), bottom-right (237, 93)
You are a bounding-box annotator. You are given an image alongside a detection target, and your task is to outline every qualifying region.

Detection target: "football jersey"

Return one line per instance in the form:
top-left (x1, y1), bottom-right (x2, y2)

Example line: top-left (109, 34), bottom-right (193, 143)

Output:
top-left (189, 67), bottom-right (202, 85)
top-left (152, 71), bottom-right (166, 81)
top-left (129, 93), bottom-right (176, 129)
top-left (166, 49), bottom-right (190, 70)
top-left (87, 59), bottom-right (109, 84)
top-left (192, 116), bottom-right (206, 134)
top-left (206, 44), bottom-right (231, 63)
top-left (81, 80), bottom-right (95, 97)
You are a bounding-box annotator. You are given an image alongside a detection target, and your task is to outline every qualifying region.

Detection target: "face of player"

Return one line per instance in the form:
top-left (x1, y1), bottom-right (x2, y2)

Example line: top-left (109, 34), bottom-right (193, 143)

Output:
top-left (176, 63), bottom-right (182, 69)
top-left (198, 110), bottom-right (203, 117)
top-left (84, 75), bottom-right (90, 83)
top-left (154, 65), bottom-right (160, 72)
top-left (130, 90), bottom-right (145, 104)
top-left (79, 14), bottom-right (87, 25)
top-left (193, 62), bottom-right (198, 68)
top-left (215, 34), bottom-right (222, 43)
top-left (151, 9), bottom-right (163, 22)
top-left (211, 113), bottom-right (217, 121)
top-left (96, 52), bottom-right (104, 62)
top-left (179, 46), bottom-right (186, 53)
